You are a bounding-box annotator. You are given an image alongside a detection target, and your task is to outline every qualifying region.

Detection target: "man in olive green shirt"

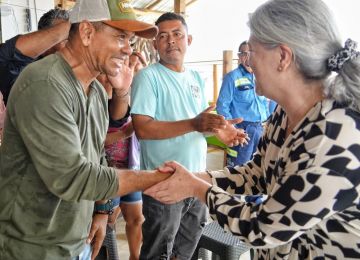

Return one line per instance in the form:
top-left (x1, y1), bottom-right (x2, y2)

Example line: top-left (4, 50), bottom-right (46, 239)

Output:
top-left (0, 1), bottom-right (165, 259)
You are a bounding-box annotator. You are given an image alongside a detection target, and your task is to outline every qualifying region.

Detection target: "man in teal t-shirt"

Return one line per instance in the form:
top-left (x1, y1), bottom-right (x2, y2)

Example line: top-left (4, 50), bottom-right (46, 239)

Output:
top-left (132, 62), bottom-right (208, 172)
top-left (131, 12), bottom-right (242, 260)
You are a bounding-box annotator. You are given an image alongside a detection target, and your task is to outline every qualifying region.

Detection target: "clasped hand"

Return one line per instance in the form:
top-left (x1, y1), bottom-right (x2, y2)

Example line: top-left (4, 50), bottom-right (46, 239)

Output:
top-left (144, 161), bottom-right (206, 204)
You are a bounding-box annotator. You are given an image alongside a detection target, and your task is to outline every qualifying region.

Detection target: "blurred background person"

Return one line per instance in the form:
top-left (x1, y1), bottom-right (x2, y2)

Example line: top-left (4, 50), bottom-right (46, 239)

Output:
top-left (0, 8), bottom-right (69, 104)
top-left (217, 40), bottom-right (275, 167)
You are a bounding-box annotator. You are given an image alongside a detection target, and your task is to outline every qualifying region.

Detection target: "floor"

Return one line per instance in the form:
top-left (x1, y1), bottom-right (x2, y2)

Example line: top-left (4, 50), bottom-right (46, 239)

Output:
top-left (115, 148), bottom-right (251, 259)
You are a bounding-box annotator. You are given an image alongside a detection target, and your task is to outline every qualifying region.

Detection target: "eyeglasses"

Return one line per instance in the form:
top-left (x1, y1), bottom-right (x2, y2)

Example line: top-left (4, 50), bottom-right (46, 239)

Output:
top-left (237, 51), bottom-right (250, 57)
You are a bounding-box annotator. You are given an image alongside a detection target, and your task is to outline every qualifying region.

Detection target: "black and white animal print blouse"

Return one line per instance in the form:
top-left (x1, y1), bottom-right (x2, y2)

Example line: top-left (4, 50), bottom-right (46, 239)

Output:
top-left (207, 99), bottom-right (360, 259)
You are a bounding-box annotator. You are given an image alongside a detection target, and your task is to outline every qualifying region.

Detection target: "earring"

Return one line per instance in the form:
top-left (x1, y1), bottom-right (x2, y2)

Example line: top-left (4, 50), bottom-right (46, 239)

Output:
top-left (278, 66), bottom-right (283, 71)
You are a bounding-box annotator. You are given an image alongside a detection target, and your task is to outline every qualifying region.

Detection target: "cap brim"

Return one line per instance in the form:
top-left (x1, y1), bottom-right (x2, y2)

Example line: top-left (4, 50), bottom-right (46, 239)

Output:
top-left (103, 20), bottom-right (158, 39)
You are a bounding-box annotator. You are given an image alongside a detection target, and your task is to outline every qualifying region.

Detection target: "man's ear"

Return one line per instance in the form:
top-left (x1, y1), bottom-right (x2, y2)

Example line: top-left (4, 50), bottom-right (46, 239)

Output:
top-left (278, 44), bottom-right (293, 71)
top-left (78, 21), bottom-right (96, 47)
top-left (187, 34), bottom-right (193, 46)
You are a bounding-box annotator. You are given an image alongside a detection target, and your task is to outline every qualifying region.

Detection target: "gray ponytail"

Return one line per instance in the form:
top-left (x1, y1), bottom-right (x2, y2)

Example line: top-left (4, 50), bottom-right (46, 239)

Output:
top-left (325, 40), bottom-right (360, 112)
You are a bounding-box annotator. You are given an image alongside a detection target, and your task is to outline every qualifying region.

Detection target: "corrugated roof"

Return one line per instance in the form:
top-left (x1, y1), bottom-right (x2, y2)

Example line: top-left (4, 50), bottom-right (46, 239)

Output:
top-left (58, 0), bottom-right (197, 23)
top-left (133, 0), bottom-right (174, 12)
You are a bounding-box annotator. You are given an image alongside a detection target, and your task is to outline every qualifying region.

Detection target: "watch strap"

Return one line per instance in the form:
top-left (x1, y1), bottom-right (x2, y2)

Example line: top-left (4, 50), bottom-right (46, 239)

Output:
top-left (94, 200), bottom-right (114, 212)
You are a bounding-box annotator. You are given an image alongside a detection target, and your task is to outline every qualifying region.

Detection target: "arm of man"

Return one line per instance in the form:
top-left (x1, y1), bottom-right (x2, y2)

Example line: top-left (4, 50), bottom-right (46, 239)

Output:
top-left (15, 20), bottom-right (70, 58)
top-left (132, 106), bottom-right (227, 140)
top-left (116, 169), bottom-right (171, 196)
top-left (132, 114), bottom-right (195, 140)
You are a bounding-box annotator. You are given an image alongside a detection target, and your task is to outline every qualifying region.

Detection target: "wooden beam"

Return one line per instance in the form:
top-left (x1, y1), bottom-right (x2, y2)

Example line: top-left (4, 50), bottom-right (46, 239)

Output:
top-left (213, 64), bottom-right (218, 103)
top-left (145, 0), bottom-right (163, 10)
top-left (133, 8), bottom-right (165, 16)
top-left (174, 0), bottom-right (186, 15)
top-left (223, 50), bottom-right (233, 76)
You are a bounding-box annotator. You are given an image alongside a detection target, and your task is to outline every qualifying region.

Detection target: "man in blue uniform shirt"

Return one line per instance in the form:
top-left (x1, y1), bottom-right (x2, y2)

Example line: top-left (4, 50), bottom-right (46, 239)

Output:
top-left (217, 40), bottom-right (275, 166)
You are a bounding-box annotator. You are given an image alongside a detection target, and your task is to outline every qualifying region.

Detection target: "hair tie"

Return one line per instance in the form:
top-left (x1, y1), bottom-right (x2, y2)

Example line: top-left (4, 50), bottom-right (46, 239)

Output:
top-left (327, 39), bottom-right (360, 72)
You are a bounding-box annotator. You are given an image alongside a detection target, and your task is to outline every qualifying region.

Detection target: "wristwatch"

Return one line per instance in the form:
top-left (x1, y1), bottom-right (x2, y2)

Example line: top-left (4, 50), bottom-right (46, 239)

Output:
top-left (94, 200), bottom-right (114, 215)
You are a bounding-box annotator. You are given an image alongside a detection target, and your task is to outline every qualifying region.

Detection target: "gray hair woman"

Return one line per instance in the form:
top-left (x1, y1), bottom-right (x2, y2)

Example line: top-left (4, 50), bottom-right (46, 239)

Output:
top-left (145, 0), bottom-right (360, 259)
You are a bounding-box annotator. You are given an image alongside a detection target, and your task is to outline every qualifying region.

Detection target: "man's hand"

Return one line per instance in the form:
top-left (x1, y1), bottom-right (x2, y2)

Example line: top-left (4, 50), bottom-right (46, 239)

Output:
top-left (87, 213), bottom-right (109, 260)
top-left (216, 118), bottom-right (249, 147)
top-left (156, 164), bottom-right (177, 174)
top-left (192, 106), bottom-right (227, 133)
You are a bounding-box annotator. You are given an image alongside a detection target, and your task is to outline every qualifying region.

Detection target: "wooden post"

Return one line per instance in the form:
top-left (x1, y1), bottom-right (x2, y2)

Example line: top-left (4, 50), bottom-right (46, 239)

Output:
top-left (223, 50), bottom-right (233, 76)
top-left (212, 64), bottom-right (218, 103)
top-left (174, 0), bottom-right (186, 15)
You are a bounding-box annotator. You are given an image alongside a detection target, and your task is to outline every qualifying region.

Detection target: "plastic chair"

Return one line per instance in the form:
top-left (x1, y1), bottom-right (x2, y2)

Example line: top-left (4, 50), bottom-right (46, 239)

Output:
top-left (191, 221), bottom-right (250, 260)
top-left (95, 224), bottom-right (119, 260)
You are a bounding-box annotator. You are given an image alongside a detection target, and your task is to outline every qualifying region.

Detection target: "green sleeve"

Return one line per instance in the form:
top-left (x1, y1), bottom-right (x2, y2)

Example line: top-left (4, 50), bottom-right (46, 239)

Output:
top-left (11, 80), bottom-right (118, 201)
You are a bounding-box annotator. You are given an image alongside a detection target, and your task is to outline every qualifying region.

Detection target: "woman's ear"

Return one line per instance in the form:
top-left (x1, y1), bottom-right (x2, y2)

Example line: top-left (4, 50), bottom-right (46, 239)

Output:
top-left (278, 44), bottom-right (293, 71)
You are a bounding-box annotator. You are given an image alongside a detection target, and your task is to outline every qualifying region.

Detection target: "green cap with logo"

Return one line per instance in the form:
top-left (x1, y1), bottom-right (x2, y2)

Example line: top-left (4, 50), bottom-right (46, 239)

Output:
top-left (69, 0), bottom-right (158, 39)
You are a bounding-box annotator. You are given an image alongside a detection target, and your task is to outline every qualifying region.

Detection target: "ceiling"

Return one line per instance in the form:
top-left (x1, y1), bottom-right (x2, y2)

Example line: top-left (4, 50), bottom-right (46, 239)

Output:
top-left (56, 0), bottom-right (198, 23)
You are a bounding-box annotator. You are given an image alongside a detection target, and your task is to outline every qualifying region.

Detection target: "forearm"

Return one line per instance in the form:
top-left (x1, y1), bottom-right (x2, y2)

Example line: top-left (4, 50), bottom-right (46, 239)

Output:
top-left (193, 175), bottom-right (212, 203)
top-left (133, 117), bottom-right (196, 140)
top-left (16, 21), bottom-right (70, 58)
top-left (116, 169), bottom-right (171, 196)
top-left (109, 92), bottom-right (130, 120)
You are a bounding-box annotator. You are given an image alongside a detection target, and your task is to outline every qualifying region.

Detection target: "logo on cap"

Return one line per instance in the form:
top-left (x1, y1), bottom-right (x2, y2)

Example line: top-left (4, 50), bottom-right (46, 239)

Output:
top-left (118, 0), bottom-right (133, 13)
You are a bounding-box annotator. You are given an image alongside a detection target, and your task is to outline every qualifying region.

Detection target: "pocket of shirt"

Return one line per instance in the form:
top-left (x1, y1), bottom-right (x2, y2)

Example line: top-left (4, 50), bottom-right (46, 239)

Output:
top-left (234, 85), bottom-right (254, 103)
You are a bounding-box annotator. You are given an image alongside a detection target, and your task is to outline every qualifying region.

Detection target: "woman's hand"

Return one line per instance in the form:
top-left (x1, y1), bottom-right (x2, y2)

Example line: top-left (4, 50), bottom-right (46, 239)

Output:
top-left (98, 56), bottom-right (137, 98)
top-left (108, 60), bottom-right (135, 97)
